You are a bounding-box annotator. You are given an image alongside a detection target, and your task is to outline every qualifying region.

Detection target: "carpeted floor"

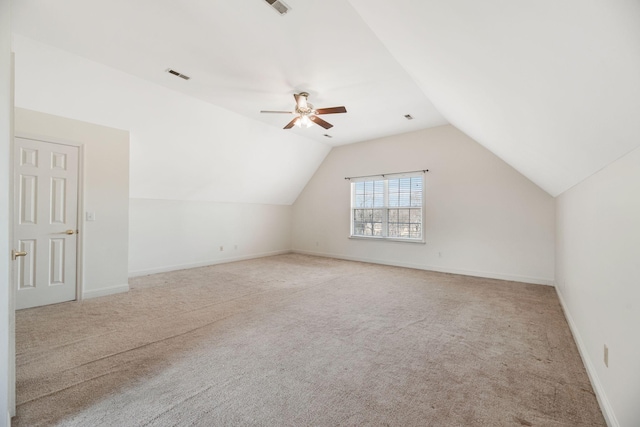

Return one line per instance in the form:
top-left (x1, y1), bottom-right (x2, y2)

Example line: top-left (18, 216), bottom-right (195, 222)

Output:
top-left (14, 254), bottom-right (605, 426)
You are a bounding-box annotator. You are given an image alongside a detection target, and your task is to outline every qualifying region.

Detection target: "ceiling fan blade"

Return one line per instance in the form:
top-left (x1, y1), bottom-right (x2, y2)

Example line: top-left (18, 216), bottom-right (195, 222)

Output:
top-left (314, 106), bottom-right (347, 115)
top-left (283, 117), bottom-right (299, 129)
top-left (261, 110), bottom-right (294, 114)
top-left (310, 115), bottom-right (333, 129)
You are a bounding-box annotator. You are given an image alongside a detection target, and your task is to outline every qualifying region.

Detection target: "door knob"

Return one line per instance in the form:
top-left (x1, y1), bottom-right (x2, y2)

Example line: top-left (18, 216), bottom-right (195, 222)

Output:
top-left (12, 250), bottom-right (27, 260)
top-left (65, 229), bottom-right (75, 235)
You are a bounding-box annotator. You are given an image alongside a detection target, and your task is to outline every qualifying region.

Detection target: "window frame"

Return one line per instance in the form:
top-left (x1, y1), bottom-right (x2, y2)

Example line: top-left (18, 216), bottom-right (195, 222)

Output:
top-left (349, 172), bottom-right (426, 244)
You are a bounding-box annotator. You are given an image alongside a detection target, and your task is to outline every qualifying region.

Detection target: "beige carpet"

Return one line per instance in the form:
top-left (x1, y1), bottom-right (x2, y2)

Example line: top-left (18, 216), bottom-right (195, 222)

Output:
top-left (14, 254), bottom-right (604, 426)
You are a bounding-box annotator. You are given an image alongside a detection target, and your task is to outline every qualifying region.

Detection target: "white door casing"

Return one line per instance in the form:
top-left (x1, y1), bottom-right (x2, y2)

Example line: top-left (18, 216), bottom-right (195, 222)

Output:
top-left (13, 138), bottom-right (79, 310)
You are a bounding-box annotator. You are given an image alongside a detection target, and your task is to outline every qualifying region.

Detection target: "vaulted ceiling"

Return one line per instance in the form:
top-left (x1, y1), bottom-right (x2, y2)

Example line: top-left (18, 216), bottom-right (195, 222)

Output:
top-left (350, 0), bottom-right (640, 196)
top-left (12, 0), bottom-right (640, 197)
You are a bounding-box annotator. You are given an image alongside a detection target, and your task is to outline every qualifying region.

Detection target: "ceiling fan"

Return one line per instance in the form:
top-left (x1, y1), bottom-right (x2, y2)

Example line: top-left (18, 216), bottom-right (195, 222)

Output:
top-left (261, 92), bottom-right (347, 130)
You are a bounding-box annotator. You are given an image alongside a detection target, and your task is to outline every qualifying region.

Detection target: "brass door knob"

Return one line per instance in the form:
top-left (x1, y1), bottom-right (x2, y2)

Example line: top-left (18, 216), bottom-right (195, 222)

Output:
top-left (12, 250), bottom-right (27, 260)
top-left (65, 229), bottom-right (75, 235)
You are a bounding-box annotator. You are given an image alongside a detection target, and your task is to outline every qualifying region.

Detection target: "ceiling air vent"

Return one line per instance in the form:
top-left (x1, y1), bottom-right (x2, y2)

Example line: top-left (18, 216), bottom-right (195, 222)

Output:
top-left (166, 69), bottom-right (190, 81)
top-left (264, 0), bottom-right (290, 15)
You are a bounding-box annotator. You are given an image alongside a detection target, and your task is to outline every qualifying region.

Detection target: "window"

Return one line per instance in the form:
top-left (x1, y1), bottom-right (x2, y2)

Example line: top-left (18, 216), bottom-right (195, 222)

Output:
top-left (350, 172), bottom-right (425, 242)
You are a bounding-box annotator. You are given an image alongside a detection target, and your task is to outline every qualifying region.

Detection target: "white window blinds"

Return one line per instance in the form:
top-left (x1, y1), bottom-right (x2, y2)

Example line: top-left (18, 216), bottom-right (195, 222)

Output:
top-left (350, 171), bottom-right (425, 242)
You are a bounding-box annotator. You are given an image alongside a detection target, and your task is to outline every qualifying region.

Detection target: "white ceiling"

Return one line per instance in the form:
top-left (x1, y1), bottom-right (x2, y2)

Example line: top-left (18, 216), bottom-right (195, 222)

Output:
top-left (11, 0), bottom-right (447, 147)
top-left (12, 0), bottom-right (640, 196)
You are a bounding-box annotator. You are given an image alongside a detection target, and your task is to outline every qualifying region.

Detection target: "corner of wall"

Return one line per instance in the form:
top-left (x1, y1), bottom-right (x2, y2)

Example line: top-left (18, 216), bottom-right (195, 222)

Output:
top-left (555, 287), bottom-right (618, 427)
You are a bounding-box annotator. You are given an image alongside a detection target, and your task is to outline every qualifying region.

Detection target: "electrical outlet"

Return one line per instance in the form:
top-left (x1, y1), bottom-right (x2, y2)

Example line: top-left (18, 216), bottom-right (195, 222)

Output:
top-left (604, 344), bottom-right (609, 367)
top-left (219, 246), bottom-right (224, 252)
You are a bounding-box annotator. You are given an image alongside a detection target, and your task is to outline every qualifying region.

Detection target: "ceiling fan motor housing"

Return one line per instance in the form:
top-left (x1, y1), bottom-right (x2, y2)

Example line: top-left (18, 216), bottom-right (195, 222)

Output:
top-left (295, 92), bottom-right (314, 115)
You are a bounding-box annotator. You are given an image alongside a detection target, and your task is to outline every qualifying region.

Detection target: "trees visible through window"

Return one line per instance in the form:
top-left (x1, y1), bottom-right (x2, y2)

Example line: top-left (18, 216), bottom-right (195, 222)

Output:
top-left (350, 173), bottom-right (424, 241)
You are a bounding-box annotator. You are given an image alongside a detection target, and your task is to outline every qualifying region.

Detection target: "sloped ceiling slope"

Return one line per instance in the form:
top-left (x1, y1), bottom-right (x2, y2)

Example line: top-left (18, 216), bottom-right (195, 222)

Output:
top-left (11, 0), bottom-right (448, 206)
top-left (11, 0), bottom-right (446, 147)
top-left (12, 35), bottom-right (330, 205)
top-left (349, 0), bottom-right (640, 196)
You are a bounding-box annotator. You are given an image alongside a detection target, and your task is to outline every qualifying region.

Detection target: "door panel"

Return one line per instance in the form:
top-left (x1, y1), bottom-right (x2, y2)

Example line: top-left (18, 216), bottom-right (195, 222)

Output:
top-left (17, 239), bottom-right (36, 289)
top-left (13, 138), bottom-right (79, 309)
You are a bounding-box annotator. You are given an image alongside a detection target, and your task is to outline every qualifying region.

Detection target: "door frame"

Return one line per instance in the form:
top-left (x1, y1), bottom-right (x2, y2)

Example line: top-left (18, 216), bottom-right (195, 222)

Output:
top-left (12, 132), bottom-right (86, 303)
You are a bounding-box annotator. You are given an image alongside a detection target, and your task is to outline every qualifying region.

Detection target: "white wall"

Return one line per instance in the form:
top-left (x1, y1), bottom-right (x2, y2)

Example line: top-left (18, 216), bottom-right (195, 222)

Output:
top-left (1, 0), bottom-right (13, 423)
top-left (556, 146), bottom-right (640, 427)
top-left (14, 108), bottom-right (130, 298)
top-left (129, 199), bottom-right (292, 276)
top-left (293, 125), bottom-right (555, 284)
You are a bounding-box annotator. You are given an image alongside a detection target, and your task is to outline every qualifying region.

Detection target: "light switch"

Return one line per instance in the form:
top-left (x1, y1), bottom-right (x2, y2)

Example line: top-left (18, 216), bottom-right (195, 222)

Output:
top-left (86, 211), bottom-right (96, 221)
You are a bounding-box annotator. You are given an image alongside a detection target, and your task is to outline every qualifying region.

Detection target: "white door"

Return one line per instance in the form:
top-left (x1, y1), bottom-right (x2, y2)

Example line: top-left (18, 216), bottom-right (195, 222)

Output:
top-left (13, 138), bottom-right (79, 310)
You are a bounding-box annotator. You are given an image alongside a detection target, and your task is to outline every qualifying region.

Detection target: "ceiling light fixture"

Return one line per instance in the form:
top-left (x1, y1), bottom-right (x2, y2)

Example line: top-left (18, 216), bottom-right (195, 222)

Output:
top-left (296, 114), bottom-right (312, 128)
top-left (302, 115), bottom-right (311, 127)
top-left (294, 92), bottom-right (315, 128)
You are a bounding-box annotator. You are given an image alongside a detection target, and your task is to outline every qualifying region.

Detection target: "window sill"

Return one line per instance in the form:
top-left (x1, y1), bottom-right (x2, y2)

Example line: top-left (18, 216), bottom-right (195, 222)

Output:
top-left (349, 235), bottom-right (426, 244)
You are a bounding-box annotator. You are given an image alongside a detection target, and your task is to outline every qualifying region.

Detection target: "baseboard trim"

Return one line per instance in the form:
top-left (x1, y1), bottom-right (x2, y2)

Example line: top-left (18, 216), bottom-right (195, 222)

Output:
top-left (292, 249), bottom-right (554, 286)
top-left (82, 283), bottom-right (130, 300)
top-left (555, 287), bottom-right (617, 427)
top-left (128, 250), bottom-right (292, 278)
